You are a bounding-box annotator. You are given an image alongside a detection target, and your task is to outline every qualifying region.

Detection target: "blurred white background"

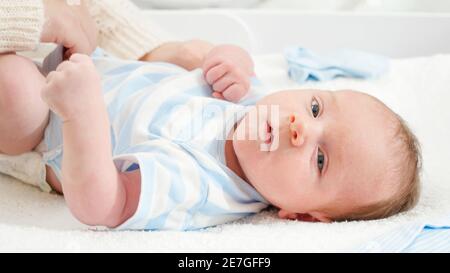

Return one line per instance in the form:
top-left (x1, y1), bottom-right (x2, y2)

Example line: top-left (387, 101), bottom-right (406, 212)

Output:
top-left (133, 0), bottom-right (450, 13)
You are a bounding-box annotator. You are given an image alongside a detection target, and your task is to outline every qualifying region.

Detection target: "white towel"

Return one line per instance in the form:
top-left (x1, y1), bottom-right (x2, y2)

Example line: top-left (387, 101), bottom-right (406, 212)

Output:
top-left (0, 53), bottom-right (449, 252)
top-left (0, 151), bottom-right (50, 192)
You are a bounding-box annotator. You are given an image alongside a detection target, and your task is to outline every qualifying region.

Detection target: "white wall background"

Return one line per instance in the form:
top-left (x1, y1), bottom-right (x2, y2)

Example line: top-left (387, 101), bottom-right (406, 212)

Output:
top-left (134, 0), bottom-right (450, 13)
top-left (143, 9), bottom-right (450, 57)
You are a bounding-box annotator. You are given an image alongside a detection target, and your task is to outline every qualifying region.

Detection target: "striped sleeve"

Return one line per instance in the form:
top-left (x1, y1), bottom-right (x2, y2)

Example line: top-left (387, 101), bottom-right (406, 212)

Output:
top-left (112, 138), bottom-right (207, 231)
top-left (355, 216), bottom-right (450, 252)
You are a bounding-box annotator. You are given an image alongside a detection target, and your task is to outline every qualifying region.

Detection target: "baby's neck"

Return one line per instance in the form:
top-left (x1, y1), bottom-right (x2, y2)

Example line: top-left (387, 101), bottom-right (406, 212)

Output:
top-left (225, 124), bottom-right (250, 185)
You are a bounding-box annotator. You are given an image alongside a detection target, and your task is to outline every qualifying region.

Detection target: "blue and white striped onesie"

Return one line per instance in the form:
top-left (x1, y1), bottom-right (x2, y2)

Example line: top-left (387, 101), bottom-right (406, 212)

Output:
top-left (39, 49), bottom-right (269, 231)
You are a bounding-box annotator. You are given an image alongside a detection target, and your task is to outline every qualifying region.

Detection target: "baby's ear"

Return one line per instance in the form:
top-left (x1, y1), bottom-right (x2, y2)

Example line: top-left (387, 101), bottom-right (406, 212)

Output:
top-left (278, 209), bottom-right (331, 223)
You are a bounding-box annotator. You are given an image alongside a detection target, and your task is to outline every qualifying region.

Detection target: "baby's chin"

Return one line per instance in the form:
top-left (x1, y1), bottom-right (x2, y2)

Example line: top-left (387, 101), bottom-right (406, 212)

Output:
top-left (233, 138), bottom-right (259, 174)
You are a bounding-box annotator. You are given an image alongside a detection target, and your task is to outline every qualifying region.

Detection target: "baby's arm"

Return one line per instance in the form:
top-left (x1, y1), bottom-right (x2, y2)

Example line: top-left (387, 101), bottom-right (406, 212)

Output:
top-left (140, 40), bottom-right (215, 71)
top-left (41, 54), bottom-right (137, 227)
top-left (141, 41), bottom-right (255, 102)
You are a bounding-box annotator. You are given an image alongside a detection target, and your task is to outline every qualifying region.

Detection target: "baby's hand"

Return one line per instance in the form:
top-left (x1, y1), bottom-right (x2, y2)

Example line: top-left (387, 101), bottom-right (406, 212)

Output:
top-left (41, 54), bottom-right (102, 122)
top-left (202, 45), bottom-right (255, 102)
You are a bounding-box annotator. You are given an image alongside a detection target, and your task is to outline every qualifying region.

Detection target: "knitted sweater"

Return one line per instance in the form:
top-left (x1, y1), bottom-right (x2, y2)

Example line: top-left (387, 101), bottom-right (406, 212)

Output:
top-left (0, 0), bottom-right (173, 59)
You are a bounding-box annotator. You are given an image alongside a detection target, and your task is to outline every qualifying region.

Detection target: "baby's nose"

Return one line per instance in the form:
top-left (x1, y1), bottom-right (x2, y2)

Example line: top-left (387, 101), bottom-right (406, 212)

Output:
top-left (289, 113), bottom-right (305, 147)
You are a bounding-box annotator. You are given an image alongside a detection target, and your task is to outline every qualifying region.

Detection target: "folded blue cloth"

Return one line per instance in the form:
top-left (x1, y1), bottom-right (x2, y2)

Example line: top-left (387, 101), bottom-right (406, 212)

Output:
top-left (355, 215), bottom-right (450, 252)
top-left (285, 47), bottom-right (389, 84)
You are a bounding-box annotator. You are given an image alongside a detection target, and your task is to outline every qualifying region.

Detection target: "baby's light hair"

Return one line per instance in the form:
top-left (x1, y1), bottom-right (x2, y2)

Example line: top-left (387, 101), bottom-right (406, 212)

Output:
top-left (333, 101), bottom-right (422, 222)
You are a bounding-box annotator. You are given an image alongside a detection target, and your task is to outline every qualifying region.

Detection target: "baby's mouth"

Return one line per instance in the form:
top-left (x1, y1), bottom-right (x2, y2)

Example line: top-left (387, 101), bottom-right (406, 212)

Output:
top-left (265, 121), bottom-right (273, 146)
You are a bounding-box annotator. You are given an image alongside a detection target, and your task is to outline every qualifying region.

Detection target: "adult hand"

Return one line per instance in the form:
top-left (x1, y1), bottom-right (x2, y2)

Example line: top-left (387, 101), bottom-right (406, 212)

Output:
top-left (40, 0), bottom-right (98, 58)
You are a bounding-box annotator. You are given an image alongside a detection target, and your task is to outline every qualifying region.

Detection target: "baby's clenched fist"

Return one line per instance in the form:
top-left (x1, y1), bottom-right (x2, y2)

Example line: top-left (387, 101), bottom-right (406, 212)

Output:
top-left (41, 54), bottom-right (102, 122)
top-left (202, 45), bottom-right (255, 102)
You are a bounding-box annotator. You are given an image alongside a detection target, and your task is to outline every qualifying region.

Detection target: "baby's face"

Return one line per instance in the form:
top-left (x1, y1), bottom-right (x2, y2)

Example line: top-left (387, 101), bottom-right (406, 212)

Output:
top-left (232, 89), bottom-right (396, 221)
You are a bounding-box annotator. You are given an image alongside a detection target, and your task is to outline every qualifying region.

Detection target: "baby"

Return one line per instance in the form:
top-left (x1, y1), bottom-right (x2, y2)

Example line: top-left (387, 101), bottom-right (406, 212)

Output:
top-left (0, 44), bottom-right (421, 230)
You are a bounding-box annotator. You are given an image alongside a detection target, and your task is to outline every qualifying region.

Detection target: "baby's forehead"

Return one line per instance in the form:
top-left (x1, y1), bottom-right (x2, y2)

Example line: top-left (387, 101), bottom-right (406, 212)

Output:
top-left (334, 90), bottom-right (381, 105)
top-left (334, 91), bottom-right (393, 123)
top-left (331, 91), bottom-right (396, 171)
top-left (325, 91), bottom-right (400, 204)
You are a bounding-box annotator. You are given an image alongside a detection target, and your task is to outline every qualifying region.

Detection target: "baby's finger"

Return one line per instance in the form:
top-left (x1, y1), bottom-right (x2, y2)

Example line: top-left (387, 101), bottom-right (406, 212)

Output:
top-left (222, 83), bottom-right (246, 102)
top-left (202, 55), bottom-right (224, 75)
top-left (56, 60), bottom-right (74, 72)
top-left (46, 71), bottom-right (60, 84)
top-left (212, 73), bottom-right (236, 93)
top-left (212, 92), bottom-right (225, 100)
top-left (69, 53), bottom-right (91, 64)
top-left (41, 78), bottom-right (60, 103)
top-left (205, 63), bottom-right (229, 85)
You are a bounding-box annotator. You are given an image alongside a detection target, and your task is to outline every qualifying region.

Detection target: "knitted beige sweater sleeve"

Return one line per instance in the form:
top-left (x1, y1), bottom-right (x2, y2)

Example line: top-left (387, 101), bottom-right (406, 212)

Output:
top-left (0, 0), bottom-right (45, 53)
top-left (87, 0), bottom-right (174, 59)
top-left (0, 0), bottom-right (174, 59)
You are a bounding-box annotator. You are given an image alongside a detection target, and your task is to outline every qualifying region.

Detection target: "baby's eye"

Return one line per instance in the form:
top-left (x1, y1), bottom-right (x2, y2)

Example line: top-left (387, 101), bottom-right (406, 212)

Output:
top-left (317, 148), bottom-right (325, 173)
top-left (311, 98), bottom-right (320, 118)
